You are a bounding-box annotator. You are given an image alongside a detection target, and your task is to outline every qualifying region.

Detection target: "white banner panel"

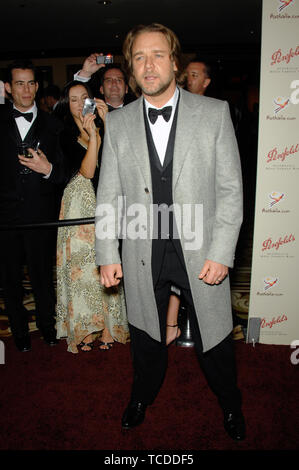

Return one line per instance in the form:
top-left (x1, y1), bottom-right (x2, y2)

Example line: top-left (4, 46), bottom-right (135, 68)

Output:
top-left (248, 0), bottom-right (299, 344)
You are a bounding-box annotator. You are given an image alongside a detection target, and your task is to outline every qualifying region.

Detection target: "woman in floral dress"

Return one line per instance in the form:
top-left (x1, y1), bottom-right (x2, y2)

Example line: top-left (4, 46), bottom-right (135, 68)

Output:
top-left (56, 81), bottom-right (129, 353)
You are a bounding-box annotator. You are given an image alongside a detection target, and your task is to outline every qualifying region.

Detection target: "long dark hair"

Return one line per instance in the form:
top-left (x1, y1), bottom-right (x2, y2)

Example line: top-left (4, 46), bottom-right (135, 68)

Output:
top-left (59, 81), bottom-right (103, 191)
top-left (59, 80), bottom-right (94, 137)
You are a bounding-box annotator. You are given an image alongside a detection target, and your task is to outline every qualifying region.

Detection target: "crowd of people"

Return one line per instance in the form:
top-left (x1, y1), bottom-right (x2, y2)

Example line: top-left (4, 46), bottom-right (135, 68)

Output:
top-left (0, 22), bottom-right (249, 441)
top-left (0, 49), bottom-right (213, 354)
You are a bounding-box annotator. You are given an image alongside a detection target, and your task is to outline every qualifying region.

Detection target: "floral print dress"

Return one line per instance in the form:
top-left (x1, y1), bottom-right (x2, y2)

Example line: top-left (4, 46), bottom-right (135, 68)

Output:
top-left (56, 170), bottom-right (129, 353)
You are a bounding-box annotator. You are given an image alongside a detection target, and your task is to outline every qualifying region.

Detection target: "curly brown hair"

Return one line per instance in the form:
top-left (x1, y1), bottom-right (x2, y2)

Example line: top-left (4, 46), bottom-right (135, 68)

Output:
top-left (122, 23), bottom-right (182, 96)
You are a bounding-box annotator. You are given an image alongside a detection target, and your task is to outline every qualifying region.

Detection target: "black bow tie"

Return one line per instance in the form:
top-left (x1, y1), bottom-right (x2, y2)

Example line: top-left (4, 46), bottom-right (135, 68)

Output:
top-left (148, 106), bottom-right (172, 124)
top-left (13, 109), bottom-right (34, 122)
top-left (107, 104), bottom-right (116, 112)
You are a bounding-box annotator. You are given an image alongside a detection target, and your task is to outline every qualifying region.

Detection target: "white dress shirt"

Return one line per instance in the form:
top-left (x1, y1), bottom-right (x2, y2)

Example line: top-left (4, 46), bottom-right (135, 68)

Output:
top-left (14, 102), bottom-right (52, 178)
top-left (13, 102), bottom-right (37, 141)
top-left (73, 71), bottom-right (89, 83)
top-left (144, 87), bottom-right (179, 166)
top-left (107, 102), bottom-right (124, 108)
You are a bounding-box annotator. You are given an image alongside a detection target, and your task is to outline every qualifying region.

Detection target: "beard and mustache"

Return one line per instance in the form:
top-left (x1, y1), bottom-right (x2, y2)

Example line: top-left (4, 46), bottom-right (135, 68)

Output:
top-left (135, 71), bottom-right (176, 98)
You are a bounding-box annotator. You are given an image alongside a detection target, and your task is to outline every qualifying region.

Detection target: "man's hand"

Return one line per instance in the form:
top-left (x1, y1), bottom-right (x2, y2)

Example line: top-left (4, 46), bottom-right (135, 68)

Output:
top-left (100, 264), bottom-right (123, 288)
top-left (18, 148), bottom-right (51, 175)
top-left (198, 259), bottom-right (228, 285)
top-left (78, 53), bottom-right (106, 79)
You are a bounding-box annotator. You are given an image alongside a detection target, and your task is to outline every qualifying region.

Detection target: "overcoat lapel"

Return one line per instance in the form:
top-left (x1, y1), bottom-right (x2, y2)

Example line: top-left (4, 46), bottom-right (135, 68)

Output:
top-left (172, 89), bottom-right (204, 190)
top-left (122, 90), bottom-right (204, 192)
top-left (122, 97), bottom-right (152, 192)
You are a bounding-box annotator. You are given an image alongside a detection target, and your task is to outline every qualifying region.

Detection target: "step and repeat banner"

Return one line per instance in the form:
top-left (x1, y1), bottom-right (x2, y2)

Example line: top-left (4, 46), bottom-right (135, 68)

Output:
top-left (248, 0), bottom-right (299, 344)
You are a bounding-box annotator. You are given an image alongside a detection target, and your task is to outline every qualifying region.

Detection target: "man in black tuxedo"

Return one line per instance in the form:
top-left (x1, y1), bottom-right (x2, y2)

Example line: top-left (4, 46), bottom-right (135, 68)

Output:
top-left (96, 24), bottom-right (244, 441)
top-left (0, 60), bottom-right (63, 352)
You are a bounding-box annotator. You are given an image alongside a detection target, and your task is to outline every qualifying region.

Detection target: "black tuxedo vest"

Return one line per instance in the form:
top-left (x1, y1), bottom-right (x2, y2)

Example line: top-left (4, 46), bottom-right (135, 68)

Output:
top-left (143, 99), bottom-right (185, 285)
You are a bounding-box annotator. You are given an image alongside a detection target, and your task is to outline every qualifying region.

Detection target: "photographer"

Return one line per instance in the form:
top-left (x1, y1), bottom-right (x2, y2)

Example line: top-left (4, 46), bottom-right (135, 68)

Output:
top-left (74, 53), bottom-right (134, 110)
top-left (55, 80), bottom-right (129, 353)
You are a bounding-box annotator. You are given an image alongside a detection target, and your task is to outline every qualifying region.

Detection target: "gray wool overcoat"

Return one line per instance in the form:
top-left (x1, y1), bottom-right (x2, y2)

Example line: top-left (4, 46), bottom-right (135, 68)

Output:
top-left (95, 88), bottom-right (243, 352)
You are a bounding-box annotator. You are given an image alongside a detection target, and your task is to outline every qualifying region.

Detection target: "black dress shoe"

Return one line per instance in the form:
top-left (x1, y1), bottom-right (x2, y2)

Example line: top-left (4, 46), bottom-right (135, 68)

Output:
top-left (15, 335), bottom-right (31, 352)
top-left (42, 330), bottom-right (59, 346)
top-left (224, 411), bottom-right (246, 441)
top-left (121, 401), bottom-right (147, 429)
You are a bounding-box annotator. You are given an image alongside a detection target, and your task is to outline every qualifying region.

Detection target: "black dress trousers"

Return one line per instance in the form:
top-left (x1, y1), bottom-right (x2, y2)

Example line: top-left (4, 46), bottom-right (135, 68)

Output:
top-left (129, 239), bottom-right (242, 413)
top-left (0, 227), bottom-right (56, 339)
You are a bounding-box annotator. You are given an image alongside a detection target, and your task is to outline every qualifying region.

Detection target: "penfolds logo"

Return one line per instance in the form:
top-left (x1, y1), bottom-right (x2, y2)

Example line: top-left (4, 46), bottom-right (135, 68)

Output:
top-left (262, 192), bottom-right (290, 214)
top-left (268, 191), bottom-right (285, 207)
top-left (256, 276), bottom-right (282, 296)
top-left (278, 0), bottom-right (295, 12)
top-left (266, 144), bottom-right (299, 163)
top-left (264, 276), bottom-right (279, 291)
top-left (271, 46), bottom-right (299, 66)
top-left (270, 3), bottom-right (299, 21)
top-left (261, 315), bottom-right (288, 329)
top-left (273, 96), bottom-right (290, 114)
top-left (262, 234), bottom-right (295, 251)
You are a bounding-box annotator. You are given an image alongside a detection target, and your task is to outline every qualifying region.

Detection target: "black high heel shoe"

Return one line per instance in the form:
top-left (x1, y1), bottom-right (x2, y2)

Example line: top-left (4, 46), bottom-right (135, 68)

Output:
top-left (166, 324), bottom-right (181, 346)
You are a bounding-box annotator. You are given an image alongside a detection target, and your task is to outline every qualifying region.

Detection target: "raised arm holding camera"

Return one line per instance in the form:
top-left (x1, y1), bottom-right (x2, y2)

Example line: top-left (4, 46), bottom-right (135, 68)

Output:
top-left (74, 53), bottom-right (131, 110)
top-left (75, 52), bottom-right (107, 80)
top-left (55, 80), bottom-right (129, 353)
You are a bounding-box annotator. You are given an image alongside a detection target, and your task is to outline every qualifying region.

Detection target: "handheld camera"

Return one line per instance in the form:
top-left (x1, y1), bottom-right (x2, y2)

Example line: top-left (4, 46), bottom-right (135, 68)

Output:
top-left (82, 98), bottom-right (96, 116)
top-left (96, 54), bottom-right (113, 65)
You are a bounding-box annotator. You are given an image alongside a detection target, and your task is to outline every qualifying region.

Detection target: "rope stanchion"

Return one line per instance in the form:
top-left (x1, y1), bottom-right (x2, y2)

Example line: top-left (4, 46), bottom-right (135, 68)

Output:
top-left (0, 217), bottom-right (95, 231)
top-left (176, 304), bottom-right (195, 348)
top-left (0, 216), bottom-right (194, 348)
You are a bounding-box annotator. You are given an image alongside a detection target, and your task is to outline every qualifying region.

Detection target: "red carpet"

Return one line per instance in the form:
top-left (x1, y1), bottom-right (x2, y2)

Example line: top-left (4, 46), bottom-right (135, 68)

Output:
top-left (0, 332), bottom-right (298, 451)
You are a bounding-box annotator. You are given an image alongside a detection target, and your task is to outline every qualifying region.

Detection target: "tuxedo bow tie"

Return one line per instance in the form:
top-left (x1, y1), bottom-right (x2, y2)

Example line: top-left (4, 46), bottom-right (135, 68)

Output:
top-left (13, 109), bottom-right (34, 122)
top-left (148, 106), bottom-right (172, 124)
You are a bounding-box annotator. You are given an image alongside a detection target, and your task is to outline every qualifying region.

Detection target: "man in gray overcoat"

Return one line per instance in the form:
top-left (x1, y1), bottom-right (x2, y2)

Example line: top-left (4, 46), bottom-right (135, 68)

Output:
top-left (95, 23), bottom-right (245, 440)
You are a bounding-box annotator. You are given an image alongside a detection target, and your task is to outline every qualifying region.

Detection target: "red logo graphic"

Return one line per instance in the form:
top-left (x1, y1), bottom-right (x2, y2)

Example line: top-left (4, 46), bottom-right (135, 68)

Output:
top-left (266, 144), bottom-right (299, 163)
top-left (274, 97), bottom-right (290, 114)
top-left (262, 234), bottom-right (295, 251)
top-left (263, 276), bottom-right (279, 291)
top-left (278, 0), bottom-right (294, 12)
top-left (261, 315), bottom-right (287, 328)
top-left (271, 46), bottom-right (299, 66)
top-left (268, 191), bottom-right (284, 207)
